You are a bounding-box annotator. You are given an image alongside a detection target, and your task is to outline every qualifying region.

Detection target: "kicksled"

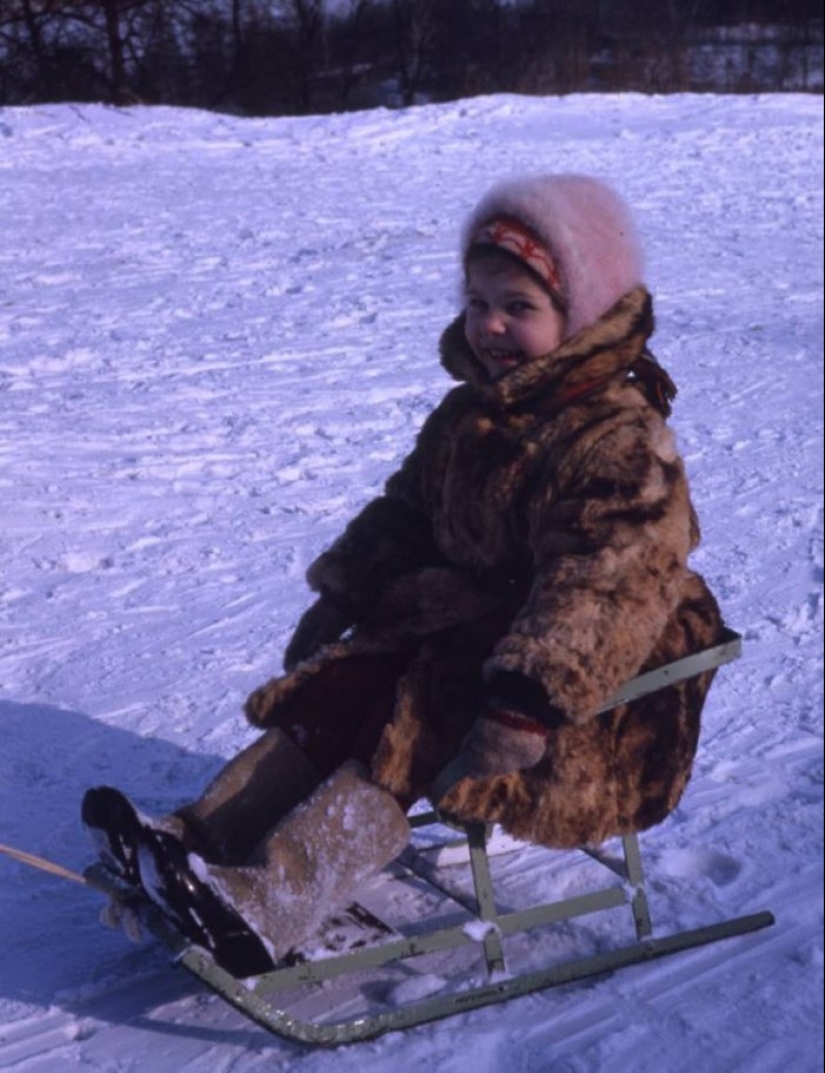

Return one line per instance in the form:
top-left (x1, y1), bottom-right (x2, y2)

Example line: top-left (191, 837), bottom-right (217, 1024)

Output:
top-left (3, 629), bottom-right (775, 1046)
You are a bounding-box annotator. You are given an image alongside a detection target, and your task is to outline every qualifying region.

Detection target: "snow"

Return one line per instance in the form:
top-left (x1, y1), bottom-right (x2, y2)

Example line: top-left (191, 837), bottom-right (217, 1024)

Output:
top-left (0, 92), bottom-right (822, 1070)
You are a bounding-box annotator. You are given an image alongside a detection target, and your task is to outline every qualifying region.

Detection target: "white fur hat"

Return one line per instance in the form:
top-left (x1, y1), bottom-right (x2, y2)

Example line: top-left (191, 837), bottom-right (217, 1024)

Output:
top-left (462, 174), bottom-right (644, 339)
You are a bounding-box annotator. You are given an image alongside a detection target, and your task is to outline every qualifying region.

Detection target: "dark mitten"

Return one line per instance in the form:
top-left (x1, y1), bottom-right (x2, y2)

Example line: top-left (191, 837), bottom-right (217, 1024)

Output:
top-left (283, 597), bottom-right (352, 670)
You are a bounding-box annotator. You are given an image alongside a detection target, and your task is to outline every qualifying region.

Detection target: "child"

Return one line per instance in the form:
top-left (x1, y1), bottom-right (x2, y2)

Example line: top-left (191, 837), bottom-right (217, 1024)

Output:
top-left (83, 173), bottom-right (724, 977)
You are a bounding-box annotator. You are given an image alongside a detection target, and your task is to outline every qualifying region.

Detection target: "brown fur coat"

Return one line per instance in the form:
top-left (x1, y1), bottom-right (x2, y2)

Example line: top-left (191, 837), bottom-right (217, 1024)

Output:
top-left (245, 287), bottom-right (724, 847)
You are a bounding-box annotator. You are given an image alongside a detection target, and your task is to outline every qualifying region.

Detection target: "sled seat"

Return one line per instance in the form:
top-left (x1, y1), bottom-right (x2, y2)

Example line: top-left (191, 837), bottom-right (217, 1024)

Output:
top-left (84, 627), bottom-right (774, 1046)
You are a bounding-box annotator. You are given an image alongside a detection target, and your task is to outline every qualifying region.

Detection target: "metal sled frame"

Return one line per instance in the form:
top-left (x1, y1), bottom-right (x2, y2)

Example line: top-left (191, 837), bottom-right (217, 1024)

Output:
top-left (85, 628), bottom-right (774, 1046)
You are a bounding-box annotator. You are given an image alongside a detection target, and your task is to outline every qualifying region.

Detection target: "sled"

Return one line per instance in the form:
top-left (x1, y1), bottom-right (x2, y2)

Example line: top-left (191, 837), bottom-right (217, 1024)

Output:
top-left (80, 626), bottom-right (774, 1046)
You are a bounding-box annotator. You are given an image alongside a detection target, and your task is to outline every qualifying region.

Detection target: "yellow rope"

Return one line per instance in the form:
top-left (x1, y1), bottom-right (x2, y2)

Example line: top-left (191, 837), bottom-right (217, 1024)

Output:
top-left (0, 841), bottom-right (90, 886)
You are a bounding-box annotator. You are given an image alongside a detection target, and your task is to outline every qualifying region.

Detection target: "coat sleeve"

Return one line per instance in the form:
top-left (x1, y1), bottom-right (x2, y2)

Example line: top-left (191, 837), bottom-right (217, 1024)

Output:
top-left (303, 446), bottom-right (442, 620)
top-left (485, 413), bottom-right (696, 724)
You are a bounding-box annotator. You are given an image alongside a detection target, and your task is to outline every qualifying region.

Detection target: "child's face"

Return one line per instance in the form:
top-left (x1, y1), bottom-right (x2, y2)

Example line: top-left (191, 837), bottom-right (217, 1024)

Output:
top-left (464, 259), bottom-right (566, 381)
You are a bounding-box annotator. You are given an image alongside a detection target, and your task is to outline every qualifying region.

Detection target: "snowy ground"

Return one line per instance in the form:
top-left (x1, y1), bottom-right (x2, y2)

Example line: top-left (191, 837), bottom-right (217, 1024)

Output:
top-left (0, 93), bottom-right (822, 1072)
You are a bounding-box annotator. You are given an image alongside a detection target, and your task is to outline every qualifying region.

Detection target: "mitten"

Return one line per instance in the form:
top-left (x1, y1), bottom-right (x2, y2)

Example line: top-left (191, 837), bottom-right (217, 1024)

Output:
top-left (283, 596), bottom-right (353, 670)
top-left (430, 710), bottom-right (550, 808)
top-left (459, 710), bottom-right (549, 776)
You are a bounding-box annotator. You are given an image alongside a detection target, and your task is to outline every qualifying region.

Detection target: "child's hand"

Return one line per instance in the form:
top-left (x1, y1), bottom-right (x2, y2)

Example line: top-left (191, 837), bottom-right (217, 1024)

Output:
top-left (430, 711), bottom-right (550, 808)
top-left (459, 710), bottom-right (550, 775)
top-left (283, 596), bottom-right (352, 669)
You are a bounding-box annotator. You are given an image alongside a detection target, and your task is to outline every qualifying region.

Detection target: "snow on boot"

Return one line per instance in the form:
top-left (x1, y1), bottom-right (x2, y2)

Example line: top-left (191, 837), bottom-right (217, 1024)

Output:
top-left (186, 760), bottom-right (411, 966)
top-left (172, 727), bottom-right (321, 865)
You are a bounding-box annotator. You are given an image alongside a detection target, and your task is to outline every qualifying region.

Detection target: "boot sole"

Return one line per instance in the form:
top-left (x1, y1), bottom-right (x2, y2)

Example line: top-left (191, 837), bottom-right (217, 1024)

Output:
top-left (81, 785), bottom-right (144, 886)
top-left (135, 827), bottom-right (275, 978)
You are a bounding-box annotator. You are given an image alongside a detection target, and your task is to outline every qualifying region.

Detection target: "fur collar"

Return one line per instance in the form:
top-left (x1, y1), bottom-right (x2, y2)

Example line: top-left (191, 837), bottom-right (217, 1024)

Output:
top-left (439, 285), bottom-right (661, 411)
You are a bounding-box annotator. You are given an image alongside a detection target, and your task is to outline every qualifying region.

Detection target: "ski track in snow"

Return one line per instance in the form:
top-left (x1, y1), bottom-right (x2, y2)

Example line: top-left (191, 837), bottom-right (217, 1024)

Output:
top-left (0, 94), bottom-right (822, 1071)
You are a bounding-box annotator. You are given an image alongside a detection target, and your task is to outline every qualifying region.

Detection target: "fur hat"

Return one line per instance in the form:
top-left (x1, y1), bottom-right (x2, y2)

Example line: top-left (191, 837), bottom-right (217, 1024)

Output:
top-left (462, 174), bottom-right (644, 340)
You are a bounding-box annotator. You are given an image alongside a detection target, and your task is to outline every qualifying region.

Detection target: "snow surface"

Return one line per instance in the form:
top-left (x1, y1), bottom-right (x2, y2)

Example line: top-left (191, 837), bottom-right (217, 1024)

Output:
top-left (0, 93), bottom-right (822, 1071)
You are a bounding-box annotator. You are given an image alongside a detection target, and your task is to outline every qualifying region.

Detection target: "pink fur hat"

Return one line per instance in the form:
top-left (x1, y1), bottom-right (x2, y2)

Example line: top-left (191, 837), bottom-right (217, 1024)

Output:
top-left (462, 174), bottom-right (644, 340)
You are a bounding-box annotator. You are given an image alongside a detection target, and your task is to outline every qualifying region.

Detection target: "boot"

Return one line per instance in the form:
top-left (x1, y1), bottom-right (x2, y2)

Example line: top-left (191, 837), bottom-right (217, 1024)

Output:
top-left (172, 727), bottom-right (321, 864)
top-left (136, 761), bottom-right (410, 974)
top-left (82, 728), bottom-right (320, 880)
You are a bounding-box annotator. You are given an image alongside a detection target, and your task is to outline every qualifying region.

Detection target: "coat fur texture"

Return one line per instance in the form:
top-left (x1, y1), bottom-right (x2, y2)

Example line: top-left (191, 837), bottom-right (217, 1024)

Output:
top-left (245, 286), bottom-right (724, 848)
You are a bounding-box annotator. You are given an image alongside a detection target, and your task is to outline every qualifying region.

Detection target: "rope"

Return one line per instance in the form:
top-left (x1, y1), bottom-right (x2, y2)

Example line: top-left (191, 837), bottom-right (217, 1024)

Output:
top-left (0, 841), bottom-right (90, 886)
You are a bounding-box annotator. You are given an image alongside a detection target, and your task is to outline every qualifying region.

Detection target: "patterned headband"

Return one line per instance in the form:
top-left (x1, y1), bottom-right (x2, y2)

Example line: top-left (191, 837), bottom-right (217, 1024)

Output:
top-left (471, 216), bottom-right (562, 297)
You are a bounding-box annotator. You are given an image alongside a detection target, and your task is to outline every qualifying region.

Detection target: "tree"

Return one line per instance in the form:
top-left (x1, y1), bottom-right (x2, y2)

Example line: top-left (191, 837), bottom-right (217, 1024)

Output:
top-left (390, 0), bottom-right (437, 105)
top-left (273, 0), bottom-right (328, 110)
top-left (427, 0), bottom-right (516, 99)
top-left (327, 0), bottom-right (373, 106)
top-left (0, 1), bottom-right (89, 101)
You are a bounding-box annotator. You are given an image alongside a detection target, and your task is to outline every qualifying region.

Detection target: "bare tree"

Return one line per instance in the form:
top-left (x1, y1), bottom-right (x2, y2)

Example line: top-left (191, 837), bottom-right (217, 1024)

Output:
top-left (331, 0), bottom-right (373, 105)
top-left (391, 0), bottom-right (437, 105)
top-left (0, 1), bottom-right (72, 99)
top-left (0, 0), bottom-right (240, 106)
top-left (15, 0), bottom-right (50, 79)
top-left (0, 1), bottom-right (148, 102)
top-left (272, 0), bottom-right (327, 110)
top-left (1, 0), bottom-right (820, 109)
top-left (97, 0), bottom-right (127, 99)
top-left (0, 1), bottom-right (39, 96)
top-left (213, 0), bottom-right (249, 104)
top-left (0, 0), bottom-right (102, 101)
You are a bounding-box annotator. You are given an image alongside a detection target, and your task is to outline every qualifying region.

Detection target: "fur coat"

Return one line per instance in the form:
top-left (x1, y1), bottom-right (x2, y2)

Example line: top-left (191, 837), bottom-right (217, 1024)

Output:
top-left (245, 286), bottom-right (724, 848)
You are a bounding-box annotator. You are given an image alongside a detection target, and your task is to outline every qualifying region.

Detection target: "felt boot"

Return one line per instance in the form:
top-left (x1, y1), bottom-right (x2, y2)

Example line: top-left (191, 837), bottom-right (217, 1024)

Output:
top-left (136, 760), bottom-right (410, 973)
top-left (172, 727), bottom-right (322, 864)
top-left (81, 728), bottom-right (320, 881)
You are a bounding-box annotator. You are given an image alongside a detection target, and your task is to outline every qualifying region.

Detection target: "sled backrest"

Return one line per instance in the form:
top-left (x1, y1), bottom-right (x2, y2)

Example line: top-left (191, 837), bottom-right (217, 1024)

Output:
top-left (597, 625), bottom-right (742, 710)
top-left (407, 627), bottom-right (746, 972)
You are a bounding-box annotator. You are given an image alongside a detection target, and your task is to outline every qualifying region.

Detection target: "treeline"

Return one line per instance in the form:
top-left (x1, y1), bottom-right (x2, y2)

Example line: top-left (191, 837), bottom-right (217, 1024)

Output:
top-left (1, 0), bottom-right (822, 114)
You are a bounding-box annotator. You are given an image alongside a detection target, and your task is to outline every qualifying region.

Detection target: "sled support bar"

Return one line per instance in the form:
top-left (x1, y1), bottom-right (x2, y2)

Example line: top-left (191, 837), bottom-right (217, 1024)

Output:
top-left (597, 626), bottom-right (742, 711)
top-left (175, 909), bottom-right (775, 1047)
top-left (249, 864), bottom-right (630, 991)
top-left (86, 846), bottom-right (774, 1047)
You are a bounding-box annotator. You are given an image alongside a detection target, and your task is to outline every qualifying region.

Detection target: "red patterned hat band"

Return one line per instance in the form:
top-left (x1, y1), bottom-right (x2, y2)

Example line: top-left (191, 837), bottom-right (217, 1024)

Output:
top-left (471, 216), bottom-right (562, 297)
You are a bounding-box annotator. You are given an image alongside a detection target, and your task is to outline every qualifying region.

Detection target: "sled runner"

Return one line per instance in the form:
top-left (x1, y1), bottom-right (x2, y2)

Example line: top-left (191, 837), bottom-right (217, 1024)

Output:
top-left (78, 626), bottom-right (774, 1046)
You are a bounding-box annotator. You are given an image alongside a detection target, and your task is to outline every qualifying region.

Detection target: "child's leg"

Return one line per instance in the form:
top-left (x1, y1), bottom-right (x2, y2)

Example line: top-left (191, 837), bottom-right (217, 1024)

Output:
top-left (269, 652), bottom-right (412, 778)
top-left (83, 652), bottom-right (408, 874)
top-left (137, 760), bottom-right (411, 973)
top-left (178, 651), bottom-right (410, 863)
top-left (173, 727), bottom-right (321, 864)
top-left (82, 727), bottom-right (320, 881)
